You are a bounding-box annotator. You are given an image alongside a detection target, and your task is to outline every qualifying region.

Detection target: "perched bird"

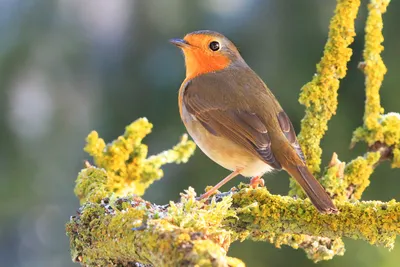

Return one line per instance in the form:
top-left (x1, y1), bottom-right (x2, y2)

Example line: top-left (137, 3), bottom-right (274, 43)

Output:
top-left (170, 30), bottom-right (338, 214)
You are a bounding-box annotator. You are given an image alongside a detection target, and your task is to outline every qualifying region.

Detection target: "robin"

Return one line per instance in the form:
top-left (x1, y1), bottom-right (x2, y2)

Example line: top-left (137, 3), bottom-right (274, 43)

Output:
top-left (170, 30), bottom-right (338, 214)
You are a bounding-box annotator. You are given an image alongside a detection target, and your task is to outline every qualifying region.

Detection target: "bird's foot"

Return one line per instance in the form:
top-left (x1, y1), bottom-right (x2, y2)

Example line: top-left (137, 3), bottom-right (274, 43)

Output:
top-left (250, 176), bottom-right (265, 189)
top-left (199, 169), bottom-right (243, 200)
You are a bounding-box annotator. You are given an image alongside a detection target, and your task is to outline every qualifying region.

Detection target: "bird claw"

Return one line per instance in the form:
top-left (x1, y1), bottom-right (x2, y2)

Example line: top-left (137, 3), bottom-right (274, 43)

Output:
top-left (250, 176), bottom-right (265, 189)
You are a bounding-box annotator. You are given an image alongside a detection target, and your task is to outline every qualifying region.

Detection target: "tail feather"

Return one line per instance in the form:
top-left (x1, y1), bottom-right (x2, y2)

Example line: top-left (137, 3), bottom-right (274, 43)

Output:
top-left (285, 164), bottom-right (338, 214)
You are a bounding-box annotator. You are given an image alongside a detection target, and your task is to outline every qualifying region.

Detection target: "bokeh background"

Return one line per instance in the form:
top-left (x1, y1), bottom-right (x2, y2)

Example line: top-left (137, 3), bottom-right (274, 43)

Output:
top-left (1, 0), bottom-right (399, 266)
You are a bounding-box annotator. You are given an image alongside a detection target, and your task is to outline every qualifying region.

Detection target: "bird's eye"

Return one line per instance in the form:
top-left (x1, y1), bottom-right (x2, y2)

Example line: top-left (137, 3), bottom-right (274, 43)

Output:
top-left (209, 41), bottom-right (220, 51)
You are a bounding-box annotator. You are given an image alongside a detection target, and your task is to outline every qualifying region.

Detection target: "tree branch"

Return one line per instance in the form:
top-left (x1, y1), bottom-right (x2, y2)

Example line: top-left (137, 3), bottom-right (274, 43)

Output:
top-left (66, 186), bottom-right (400, 266)
top-left (294, 0), bottom-right (360, 183)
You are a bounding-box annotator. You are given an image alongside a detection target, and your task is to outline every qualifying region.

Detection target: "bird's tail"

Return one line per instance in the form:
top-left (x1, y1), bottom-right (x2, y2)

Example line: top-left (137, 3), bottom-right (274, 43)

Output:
top-left (284, 164), bottom-right (338, 214)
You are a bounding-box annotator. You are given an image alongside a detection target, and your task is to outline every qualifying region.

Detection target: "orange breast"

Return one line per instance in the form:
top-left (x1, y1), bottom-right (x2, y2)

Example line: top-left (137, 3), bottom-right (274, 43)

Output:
top-left (184, 49), bottom-right (231, 80)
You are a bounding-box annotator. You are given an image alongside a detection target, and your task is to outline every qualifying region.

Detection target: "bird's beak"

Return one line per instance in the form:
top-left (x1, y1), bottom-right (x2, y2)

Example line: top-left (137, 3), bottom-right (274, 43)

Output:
top-left (169, 38), bottom-right (190, 48)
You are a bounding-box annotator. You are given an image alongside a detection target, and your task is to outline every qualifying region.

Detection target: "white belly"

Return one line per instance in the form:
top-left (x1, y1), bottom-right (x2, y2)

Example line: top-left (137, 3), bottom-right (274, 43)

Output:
top-left (181, 105), bottom-right (273, 177)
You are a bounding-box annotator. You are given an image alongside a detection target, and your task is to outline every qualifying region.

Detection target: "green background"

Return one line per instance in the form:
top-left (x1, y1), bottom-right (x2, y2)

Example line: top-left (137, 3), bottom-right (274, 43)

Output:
top-left (1, 1), bottom-right (399, 266)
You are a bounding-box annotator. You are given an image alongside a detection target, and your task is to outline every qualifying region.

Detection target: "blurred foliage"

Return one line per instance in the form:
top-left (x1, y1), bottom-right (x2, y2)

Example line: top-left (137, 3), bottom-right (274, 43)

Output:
top-left (1, 0), bottom-right (400, 267)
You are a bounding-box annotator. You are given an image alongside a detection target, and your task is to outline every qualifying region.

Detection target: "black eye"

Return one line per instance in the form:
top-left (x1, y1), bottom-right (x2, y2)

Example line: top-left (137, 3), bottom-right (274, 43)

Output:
top-left (209, 41), bottom-right (220, 51)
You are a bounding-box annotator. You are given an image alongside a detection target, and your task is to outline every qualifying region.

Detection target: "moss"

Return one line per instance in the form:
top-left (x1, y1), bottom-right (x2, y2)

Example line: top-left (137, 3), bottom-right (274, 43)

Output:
top-left (77, 118), bottom-right (196, 202)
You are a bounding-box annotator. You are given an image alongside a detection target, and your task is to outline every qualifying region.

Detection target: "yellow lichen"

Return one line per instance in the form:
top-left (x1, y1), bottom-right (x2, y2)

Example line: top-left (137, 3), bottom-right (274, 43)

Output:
top-left (342, 152), bottom-right (381, 200)
top-left (392, 147), bottom-right (400, 168)
top-left (362, 0), bottom-right (390, 131)
top-left (66, 187), bottom-right (400, 265)
top-left (78, 118), bottom-right (196, 202)
top-left (290, 0), bottom-right (361, 198)
top-left (296, 0), bottom-right (360, 177)
top-left (320, 151), bottom-right (381, 202)
top-left (168, 187), bottom-right (236, 233)
top-left (67, 194), bottom-right (245, 266)
top-left (351, 0), bottom-right (397, 160)
top-left (231, 187), bottom-right (400, 249)
top-left (270, 234), bottom-right (345, 262)
top-left (353, 113), bottom-right (400, 169)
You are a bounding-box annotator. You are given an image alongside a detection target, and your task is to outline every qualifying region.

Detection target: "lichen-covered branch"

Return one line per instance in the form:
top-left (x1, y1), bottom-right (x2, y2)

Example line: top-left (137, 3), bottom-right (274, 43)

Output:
top-left (281, 149), bottom-right (383, 261)
top-left (294, 0), bottom-right (360, 186)
top-left (351, 0), bottom-right (400, 169)
top-left (68, 111), bottom-right (400, 265)
top-left (285, 0), bottom-right (394, 260)
top-left (357, 0), bottom-right (389, 132)
top-left (261, 234), bottom-right (345, 262)
top-left (323, 151), bottom-right (381, 202)
top-left (66, 0), bottom-right (398, 265)
top-left (66, 186), bottom-right (400, 266)
top-left (285, 0), bottom-right (360, 259)
top-left (77, 118), bottom-right (196, 203)
top-left (231, 187), bottom-right (399, 247)
top-left (67, 191), bottom-right (244, 267)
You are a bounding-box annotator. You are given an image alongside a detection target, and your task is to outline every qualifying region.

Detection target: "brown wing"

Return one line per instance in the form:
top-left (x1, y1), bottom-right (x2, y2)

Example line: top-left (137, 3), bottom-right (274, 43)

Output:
top-left (182, 72), bottom-right (282, 170)
top-left (277, 111), bottom-right (306, 163)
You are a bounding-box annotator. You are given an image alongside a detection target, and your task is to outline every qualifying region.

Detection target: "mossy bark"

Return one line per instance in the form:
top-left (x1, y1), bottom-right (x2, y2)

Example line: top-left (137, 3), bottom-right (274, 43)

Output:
top-left (66, 186), bottom-right (400, 266)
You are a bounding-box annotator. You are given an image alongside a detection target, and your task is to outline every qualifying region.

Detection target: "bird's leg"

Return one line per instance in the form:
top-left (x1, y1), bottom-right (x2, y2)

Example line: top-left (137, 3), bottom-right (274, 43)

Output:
top-left (199, 168), bottom-right (242, 200)
top-left (250, 176), bottom-right (265, 189)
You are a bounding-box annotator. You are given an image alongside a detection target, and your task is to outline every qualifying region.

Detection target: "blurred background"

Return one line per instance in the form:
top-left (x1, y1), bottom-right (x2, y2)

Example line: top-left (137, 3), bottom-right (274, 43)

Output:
top-left (1, 0), bottom-right (399, 266)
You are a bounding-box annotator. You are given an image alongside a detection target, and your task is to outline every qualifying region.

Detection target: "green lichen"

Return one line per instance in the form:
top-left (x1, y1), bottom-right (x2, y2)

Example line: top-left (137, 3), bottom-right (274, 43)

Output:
top-left (74, 166), bottom-right (109, 204)
top-left (244, 227), bottom-right (345, 262)
top-left (78, 118), bottom-right (196, 202)
top-left (270, 234), bottom-right (345, 262)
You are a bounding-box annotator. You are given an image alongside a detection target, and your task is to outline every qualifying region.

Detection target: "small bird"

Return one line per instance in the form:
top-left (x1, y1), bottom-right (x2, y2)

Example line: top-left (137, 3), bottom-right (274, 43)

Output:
top-left (170, 30), bottom-right (338, 214)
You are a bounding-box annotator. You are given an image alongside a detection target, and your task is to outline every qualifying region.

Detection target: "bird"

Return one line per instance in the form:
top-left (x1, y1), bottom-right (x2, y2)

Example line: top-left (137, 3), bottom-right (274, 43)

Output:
top-left (170, 30), bottom-right (338, 214)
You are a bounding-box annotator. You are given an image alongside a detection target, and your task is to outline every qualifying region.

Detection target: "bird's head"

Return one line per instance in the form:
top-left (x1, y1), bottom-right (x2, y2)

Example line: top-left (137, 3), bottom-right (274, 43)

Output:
top-left (170, 30), bottom-right (244, 79)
